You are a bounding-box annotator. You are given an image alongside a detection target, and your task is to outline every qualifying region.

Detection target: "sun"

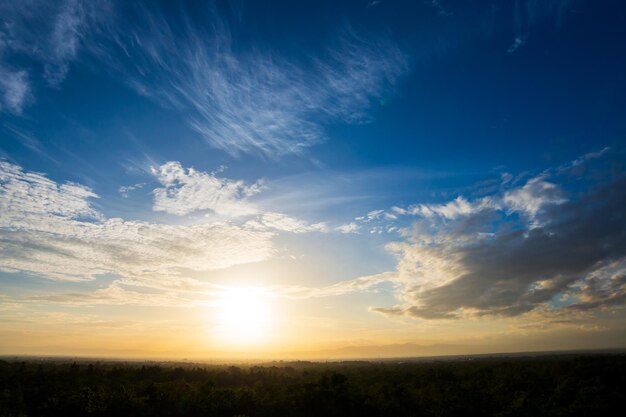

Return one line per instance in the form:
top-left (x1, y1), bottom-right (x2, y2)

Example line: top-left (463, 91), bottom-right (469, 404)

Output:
top-left (213, 287), bottom-right (273, 346)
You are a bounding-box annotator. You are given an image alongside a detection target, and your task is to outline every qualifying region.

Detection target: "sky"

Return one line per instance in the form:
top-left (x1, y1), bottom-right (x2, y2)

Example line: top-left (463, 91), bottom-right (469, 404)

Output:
top-left (1, 0), bottom-right (626, 359)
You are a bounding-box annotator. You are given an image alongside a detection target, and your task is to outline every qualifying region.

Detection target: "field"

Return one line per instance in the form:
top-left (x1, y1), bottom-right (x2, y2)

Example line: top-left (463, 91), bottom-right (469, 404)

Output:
top-left (1, 353), bottom-right (625, 416)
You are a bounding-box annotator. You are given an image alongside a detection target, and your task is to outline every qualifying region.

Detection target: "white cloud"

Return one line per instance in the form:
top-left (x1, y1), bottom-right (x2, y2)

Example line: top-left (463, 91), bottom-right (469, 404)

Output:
top-left (557, 146), bottom-right (610, 173)
top-left (0, 2), bottom-right (407, 149)
top-left (384, 212), bottom-right (398, 220)
top-left (374, 172), bottom-right (626, 320)
top-left (370, 153), bottom-right (626, 320)
top-left (426, 0), bottom-right (452, 17)
top-left (356, 209), bottom-right (385, 223)
top-left (501, 172), bottom-right (513, 185)
top-left (44, 0), bottom-right (86, 86)
top-left (0, 68), bottom-right (30, 114)
top-left (248, 212), bottom-right (328, 234)
top-left (509, 0), bottom-right (575, 54)
top-left (388, 176), bottom-right (564, 224)
top-left (390, 206), bottom-right (407, 215)
top-left (335, 222), bottom-right (360, 233)
top-left (0, 161), bottom-right (274, 282)
top-left (507, 36), bottom-right (525, 53)
top-left (151, 161), bottom-right (261, 217)
top-left (407, 196), bottom-right (498, 219)
top-left (0, 161), bottom-right (102, 221)
top-left (275, 272), bottom-right (394, 299)
top-left (25, 280), bottom-right (216, 307)
top-left (0, 0), bottom-right (102, 111)
top-left (149, 162), bottom-right (333, 238)
top-left (503, 176), bottom-right (565, 220)
top-left (96, 4), bottom-right (408, 157)
top-left (118, 182), bottom-right (145, 198)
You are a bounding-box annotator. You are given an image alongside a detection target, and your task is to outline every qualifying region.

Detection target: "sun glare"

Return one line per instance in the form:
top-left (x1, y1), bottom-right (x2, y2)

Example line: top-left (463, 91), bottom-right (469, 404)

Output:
top-left (213, 287), bottom-right (273, 346)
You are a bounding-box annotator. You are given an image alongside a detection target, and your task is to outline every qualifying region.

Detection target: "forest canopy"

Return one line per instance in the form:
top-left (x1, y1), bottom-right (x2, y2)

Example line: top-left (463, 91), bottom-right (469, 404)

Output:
top-left (1, 354), bottom-right (625, 416)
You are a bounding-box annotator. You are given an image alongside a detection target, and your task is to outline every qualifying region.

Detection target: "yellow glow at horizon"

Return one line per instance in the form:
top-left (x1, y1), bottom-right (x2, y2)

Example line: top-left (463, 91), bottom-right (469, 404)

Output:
top-left (213, 287), bottom-right (273, 347)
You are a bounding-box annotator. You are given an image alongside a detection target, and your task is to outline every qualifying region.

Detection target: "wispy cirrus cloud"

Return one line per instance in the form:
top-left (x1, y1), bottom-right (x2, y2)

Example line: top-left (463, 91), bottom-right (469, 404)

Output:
top-left (0, 0), bottom-right (104, 113)
top-left (26, 271), bottom-right (393, 307)
top-left (0, 68), bottom-right (30, 114)
top-left (425, 0), bottom-right (452, 17)
top-left (24, 280), bottom-right (211, 307)
top-left (44, 0), bottom-right (89, 87)
top-left (92, 3), bottom-right (408, 156)
top-left (274, 272), bottom-right (394, 299)
top-left (508, 0), bottom-right (575, 53)
top-left (2, 1), bottom-right (407, 152)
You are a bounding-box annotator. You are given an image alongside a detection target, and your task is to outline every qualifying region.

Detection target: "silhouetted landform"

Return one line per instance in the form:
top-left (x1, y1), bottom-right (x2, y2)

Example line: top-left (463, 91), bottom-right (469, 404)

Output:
top-left (1, 353), bottom-right (625, 416)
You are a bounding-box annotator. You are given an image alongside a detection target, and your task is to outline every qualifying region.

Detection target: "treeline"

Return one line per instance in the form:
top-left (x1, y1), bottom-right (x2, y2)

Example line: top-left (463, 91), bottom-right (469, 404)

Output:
top-left (1, 355), bottom-right (625, 416)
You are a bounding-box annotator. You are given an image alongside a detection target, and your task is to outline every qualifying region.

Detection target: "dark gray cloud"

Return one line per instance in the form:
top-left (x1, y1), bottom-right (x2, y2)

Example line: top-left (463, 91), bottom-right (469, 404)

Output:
top-left (375, 163), bottom-right (626, 320)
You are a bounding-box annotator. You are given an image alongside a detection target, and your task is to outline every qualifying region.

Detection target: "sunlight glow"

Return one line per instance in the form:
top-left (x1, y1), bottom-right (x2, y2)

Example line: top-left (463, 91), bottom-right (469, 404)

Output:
top-left (213, 287), bottom-right (273, 346)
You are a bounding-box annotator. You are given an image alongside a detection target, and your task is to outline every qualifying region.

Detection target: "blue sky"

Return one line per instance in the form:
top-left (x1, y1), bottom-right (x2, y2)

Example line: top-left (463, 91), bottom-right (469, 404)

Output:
top-left (1, 0), bottom-right (626, 357)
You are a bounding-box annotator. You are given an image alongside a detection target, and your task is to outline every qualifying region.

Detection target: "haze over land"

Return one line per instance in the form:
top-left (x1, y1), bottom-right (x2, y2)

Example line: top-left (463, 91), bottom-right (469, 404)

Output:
top-left (1, 0), bottom-right (626, 360)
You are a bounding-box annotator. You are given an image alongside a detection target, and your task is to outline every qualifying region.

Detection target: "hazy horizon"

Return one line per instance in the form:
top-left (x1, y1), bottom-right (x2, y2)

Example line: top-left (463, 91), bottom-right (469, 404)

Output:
top-left (1, 0), bottom-right (626, 360)
top-left (4, 345), bottom-right (626, 364)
